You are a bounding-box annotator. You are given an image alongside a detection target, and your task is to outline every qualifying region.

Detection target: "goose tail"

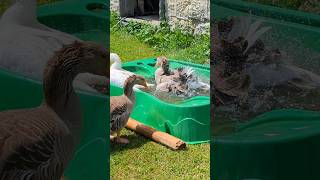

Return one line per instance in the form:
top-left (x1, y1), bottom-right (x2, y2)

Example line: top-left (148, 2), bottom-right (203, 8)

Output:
top-left (110, 53), bottom-right (121, 63)
top-left (179, 67), bottom-right (195, 79)
top-left (179, 67), bottom-right (210, 91)
top-left (227, 15), bottom-right (272, 54)
top-left (110, 53), bottom-right (122, 69)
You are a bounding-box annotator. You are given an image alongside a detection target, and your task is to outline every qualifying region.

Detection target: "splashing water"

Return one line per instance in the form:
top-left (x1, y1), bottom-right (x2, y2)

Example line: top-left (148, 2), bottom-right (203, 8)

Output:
top-left (212, 18), bottom-right (320, 136)
top-left (144, 73), bottom-right (210, 104)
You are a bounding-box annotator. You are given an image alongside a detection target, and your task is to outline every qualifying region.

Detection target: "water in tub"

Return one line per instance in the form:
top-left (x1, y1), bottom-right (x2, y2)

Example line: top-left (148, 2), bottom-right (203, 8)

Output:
top-left (212, 17), bottom-right (320, 135)
top-left (145, 71), bottom-right (210, 104)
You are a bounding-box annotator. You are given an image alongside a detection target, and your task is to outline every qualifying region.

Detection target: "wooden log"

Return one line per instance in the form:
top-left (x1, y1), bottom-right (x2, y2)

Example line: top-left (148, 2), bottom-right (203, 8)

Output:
top-left (125, 118), bottom-right (186, 150)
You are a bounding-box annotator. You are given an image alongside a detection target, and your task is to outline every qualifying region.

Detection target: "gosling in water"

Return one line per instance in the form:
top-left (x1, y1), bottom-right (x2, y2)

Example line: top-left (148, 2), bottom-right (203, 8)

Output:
top-left (0, 41), bottom-right (108, 179)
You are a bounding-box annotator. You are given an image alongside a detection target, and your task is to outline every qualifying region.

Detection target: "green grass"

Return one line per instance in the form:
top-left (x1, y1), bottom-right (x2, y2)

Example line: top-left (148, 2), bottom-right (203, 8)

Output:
top-left (111, 31), bottom-right (161, 62)
top-left (110, 129), bottom-right (210, 179)
top-left (110, 25), bottom-right (210, 180)
top-left (111, 30), bottom-right (210, 64)
top-left (111, 12), bottom-right (210, 64)
top-left (0, 1), bottom-right (10, 14)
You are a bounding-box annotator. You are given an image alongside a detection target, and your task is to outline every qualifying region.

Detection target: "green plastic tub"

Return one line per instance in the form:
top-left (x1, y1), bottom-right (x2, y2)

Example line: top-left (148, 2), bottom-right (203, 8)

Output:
top-left (214, 109), bottom-right (320, 180)
top-left (214, 0), bottom-right (320, 27)
top-left (212, 4), bottom-right (320, 180)
top-left (0, 1), bottom-right (108, 179)
top-left (38, 0), bottom-right (109, 44)
top-left (110, 58), bottom-right (210, 144)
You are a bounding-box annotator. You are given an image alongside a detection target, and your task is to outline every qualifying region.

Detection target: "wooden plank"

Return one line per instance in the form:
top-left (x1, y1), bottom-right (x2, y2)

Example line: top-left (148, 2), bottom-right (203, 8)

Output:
top-left (126, 118), bottom-right (186, 150)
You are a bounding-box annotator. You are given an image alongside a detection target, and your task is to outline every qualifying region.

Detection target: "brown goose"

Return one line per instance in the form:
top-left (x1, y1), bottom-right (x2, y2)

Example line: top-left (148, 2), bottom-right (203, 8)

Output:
top-left (154, 56), bottom-right (189, 92)
top-left (154, 56), bottom-right (180, 85)
top-left (110, 75), bottom-right (148, 144)
top-left (154, 56), bottom-right (209, 96)
top-left (0, 41), bottom-right (108, 179)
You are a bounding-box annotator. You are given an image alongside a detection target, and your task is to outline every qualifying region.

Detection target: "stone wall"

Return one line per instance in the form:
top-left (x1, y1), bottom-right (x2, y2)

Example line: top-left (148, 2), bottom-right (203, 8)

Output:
top-left (111, 0), bottom-right (210, 34)
top-left (110, 0), bottom-right (120, 12)
top-left (165, 0), bottom-right (210, 34)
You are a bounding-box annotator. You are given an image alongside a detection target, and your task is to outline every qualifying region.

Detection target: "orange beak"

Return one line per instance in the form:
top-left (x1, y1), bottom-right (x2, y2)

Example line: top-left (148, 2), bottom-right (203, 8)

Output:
top-left (143, 81), bottom-right (150, 91)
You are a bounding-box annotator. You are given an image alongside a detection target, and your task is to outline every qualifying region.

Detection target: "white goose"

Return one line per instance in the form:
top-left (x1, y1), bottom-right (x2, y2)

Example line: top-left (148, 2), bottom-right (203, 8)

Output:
top-left (0, 0), bottom-right (108, 93)
top-left (110, 53), bottom-right (153, 90)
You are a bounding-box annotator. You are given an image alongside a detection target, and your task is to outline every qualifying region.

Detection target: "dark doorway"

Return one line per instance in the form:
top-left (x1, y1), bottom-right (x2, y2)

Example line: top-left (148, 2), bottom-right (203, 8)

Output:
top-left (135, 0), bottom-right (160, 17)
top-left (144, 0), bottom-right (159, 15)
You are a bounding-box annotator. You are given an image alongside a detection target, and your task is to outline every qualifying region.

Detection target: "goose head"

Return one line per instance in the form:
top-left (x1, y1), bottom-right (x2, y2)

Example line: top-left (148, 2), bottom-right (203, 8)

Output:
top-left (110, 53), bottom-right (122, 69)
top-left (155, 56), bottom-right (168, 67)
top-left (155, 56), bottom-right (172, 75)
top-left (43, 41), bottom-right (109, 94)
top-left (131, 75), bottom-right (148, 89)
top-left (43, 41), bottom-right (108, 117)
top-left (124, 75), bottom-right (149, 93)
top-left (44, 41), bottom-right (108, 77)
top-left (73, 41), bottom-right (109, 77)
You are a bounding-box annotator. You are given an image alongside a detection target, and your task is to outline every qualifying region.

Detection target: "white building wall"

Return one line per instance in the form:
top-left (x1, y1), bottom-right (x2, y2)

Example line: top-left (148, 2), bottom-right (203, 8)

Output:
top-left (111, 0), bottom-right (210, 34)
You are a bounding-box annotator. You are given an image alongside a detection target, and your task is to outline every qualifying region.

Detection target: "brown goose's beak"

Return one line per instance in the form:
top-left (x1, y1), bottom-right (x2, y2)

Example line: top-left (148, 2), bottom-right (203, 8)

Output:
top-left (137, 80), bottom-right (150, 92)
top-left (143, 82), bottom-right (150, 91)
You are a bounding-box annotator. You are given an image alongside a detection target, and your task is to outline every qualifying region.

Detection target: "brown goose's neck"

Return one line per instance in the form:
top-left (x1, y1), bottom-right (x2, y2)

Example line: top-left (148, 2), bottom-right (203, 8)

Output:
top-left (43, 47), bottom-right (83, 143)
top-left (124, 80), bottom-right (136, 102)
top-left (162, 62), bottom-right (171, 75)
top-left (43, 57), bottom-right (81, 107)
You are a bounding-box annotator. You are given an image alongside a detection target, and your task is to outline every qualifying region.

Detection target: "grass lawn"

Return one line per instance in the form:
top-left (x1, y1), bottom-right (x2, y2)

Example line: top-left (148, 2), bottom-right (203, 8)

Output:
top-left (111, 129), bottom-right (210, 179)
top-left (110, 30), bottom-right (210, 179)
top-left (110, 27), bottom-right (209, 65)
top-left (110, 31), bottom-right (161, 62)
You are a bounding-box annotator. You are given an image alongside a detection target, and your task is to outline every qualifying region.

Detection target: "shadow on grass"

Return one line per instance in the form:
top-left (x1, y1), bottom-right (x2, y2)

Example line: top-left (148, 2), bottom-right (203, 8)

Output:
top-left (110, 133), bottom-right (150, 155)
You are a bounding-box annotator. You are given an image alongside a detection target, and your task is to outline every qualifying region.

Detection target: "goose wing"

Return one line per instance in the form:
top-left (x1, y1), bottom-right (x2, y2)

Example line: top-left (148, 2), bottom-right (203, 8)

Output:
top-left (0, 108), bottom-right (73, 180)
top-left (110, 97), bottom-right (132, 132)
top-left (286, 65), bottom-right (320, 89)
top-left (0, 134), bottom-right (66, 180)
